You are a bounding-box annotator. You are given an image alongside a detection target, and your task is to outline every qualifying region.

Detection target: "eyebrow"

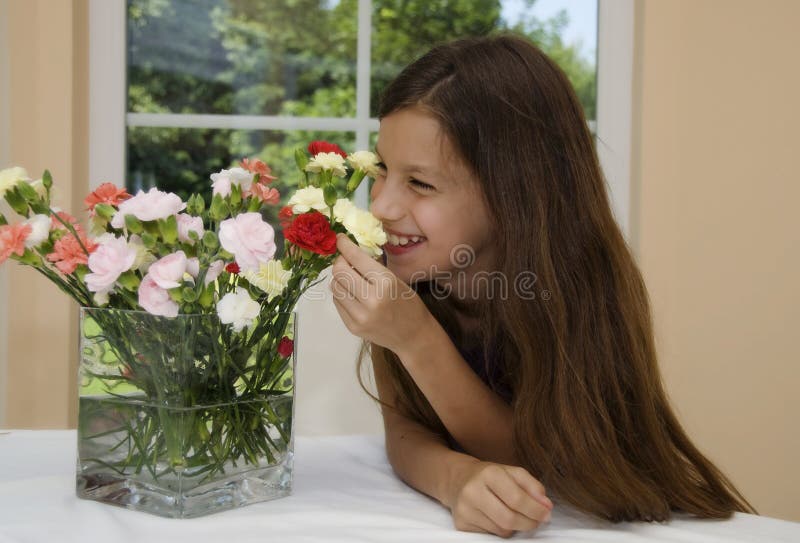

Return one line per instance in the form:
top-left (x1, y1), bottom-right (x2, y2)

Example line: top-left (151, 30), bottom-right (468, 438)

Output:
top-left (374, 144), bottom-right (445, 181)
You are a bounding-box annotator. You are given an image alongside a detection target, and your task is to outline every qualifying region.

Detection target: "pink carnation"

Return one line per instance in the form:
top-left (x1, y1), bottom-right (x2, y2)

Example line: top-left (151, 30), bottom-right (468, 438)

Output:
top-left (248, 182), bottom-right (280, 205)
top-left (46, 233), bottom-right (97, 274)
top-left (86, 236), bottom-right (137, 294)
top-left (0, 223), bottom-right (32, 264)
top-left (110, 187), bottom-right (186, 228)
top-left (176, 213), bottom-right (205, 245)
top-left (148, 251), bottom-right (192, 290)
top-left (138, 274), bottom-right (178, 317)
top-left (218, 213), bottom-right (276, 272)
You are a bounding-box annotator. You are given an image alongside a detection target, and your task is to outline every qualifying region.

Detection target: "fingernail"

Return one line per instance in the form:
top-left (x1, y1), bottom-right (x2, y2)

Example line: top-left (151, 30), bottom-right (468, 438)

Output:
top-left (541, 496), bottom-right (553, 509)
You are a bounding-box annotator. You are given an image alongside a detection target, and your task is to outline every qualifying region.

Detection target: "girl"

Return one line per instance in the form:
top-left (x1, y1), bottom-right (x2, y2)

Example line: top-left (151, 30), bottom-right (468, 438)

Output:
top-left (329, 34), bottom-right (755, 537)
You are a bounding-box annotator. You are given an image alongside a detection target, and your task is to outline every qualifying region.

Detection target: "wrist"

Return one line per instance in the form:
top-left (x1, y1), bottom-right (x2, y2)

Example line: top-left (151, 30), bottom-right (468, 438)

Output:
top-left (439, 451), bottom-right (481, 509)
top-left (394, 311), bottom-right (445, 369)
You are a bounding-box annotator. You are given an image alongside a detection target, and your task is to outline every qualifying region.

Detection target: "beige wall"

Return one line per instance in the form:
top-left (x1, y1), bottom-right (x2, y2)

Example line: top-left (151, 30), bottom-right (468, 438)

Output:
top-left (1, 0), bottom-right (798, 523)
top-left (1, 0), bottom-right (88, 427)
top-left (633, 0), bottom-right (800, 522)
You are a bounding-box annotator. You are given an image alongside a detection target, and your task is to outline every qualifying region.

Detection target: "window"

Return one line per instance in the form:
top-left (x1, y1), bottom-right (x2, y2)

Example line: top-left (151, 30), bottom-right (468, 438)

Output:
top-left (91, 0), bottom-right (632, 234)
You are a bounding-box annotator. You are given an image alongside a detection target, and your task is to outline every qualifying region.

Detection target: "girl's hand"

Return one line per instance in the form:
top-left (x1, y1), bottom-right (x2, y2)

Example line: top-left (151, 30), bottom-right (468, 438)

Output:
top-left (446, 460), bottom-right (553, 538)
top-left (330, 234), bottom-right (433, 357)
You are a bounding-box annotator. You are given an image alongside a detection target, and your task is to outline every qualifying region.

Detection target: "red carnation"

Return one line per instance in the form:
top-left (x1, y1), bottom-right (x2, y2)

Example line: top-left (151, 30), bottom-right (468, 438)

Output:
top-left (283, 211), bottom-right (337, 256)
top-left (225, 262), bottom-right (240, 274)
top-left (278, 205), bottom-right (294, 226)
top-left (307, 140), bottom-right (347, 159)
top-left (277, 336), bottom-right (294, 358)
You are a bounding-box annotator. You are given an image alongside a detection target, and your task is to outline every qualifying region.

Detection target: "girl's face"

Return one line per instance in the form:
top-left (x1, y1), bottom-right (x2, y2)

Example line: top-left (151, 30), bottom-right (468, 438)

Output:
top-left (371, 107), bottom-right (496, 291)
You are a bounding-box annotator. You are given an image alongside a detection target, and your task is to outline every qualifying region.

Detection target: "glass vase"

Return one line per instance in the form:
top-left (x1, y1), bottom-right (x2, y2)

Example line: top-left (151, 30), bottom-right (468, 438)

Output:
top-left (76, 307), bottom-right (297, 518)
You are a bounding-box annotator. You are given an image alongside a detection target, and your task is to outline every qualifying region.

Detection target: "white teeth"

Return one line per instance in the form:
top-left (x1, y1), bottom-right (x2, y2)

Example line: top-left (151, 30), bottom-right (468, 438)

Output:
top-left (387, 233), bottom-right (425, 246)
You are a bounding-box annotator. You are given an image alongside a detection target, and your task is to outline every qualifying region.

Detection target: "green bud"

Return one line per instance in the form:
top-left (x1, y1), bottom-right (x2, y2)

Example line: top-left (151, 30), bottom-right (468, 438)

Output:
top-left (18, 249), bottom-right (42, 266)
top-left (42, 170), bottom-right (53, 190)
top-left (5, 188), bottom-right (29, 216)
top-left (117, 270), bottom-right (140, 290)
top-left (181, 287), bottom-right (198, 302)
top-left (16, 180), bottom-right (39, 201)
top-left (158, 215), bottom-right (178, 244)
top-left (168, 288), bottom-right (183, 303)
top-left (74, 266), bottom-right (88, 282)
top-left (141, 232), bottom-right (157, 249)
top-left (198, 284), bottom-right (214, 308)
top-left (209, 194), bottom-right (226, 221)
top-left (202, 230), bottom-right (219, 250)
top-left (294, 148), bottom-right (309, 171)
top-left (320, 169), bottom-right (333, 188)
top-left (247, 196), bottom-right (262, 212)
top-left (346, 170), bottom-right (366, 193)
top-left (0, 214), bottom-right (7, 226)
top-left (229, 184), bottom-right (242, 208)
top-left (29, 201), bottom-right (50, 215)
top-left (323, 184), bottom-right (338, 208)
top-left (281, 257), bottom-right (292, 271)
top-left (94, 203), bottom-right (116, 221)
top-left (186, 194), bottom-right (205, 215)
top-left (124, 214), bottom-right (143, 234)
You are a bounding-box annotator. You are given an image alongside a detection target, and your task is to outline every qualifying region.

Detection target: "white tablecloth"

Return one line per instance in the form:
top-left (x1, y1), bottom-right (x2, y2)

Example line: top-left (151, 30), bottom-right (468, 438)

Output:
top-left (0, 430), bottom-right (797, 542)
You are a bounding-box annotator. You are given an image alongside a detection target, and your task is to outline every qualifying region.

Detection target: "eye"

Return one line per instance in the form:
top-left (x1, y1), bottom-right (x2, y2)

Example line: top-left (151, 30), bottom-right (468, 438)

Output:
top-left (410, 178), bottom-right (435, 191)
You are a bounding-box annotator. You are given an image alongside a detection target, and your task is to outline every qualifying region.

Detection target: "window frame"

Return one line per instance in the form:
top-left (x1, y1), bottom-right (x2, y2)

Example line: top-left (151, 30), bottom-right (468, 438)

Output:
top-left (88, 0), bottom-right (634, 236)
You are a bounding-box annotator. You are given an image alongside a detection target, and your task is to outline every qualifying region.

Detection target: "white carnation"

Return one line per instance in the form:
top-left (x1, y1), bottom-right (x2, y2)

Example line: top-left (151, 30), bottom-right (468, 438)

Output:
top-left (217, 288), bottom-right (261, 332)
top-left (305, 152), bottom-right (347, 178)
top-left (287, 187), bottom-right (329, 214)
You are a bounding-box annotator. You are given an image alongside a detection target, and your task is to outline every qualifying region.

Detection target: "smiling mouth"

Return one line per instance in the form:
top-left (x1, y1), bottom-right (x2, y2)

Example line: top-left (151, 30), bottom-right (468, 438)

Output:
top-left (385, 233), bottom-right (426, 246)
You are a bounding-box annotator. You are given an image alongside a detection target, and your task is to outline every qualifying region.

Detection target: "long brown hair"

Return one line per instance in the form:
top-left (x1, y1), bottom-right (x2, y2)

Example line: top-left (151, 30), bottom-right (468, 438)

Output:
top-left (359, 34), bottom-right (756, 522)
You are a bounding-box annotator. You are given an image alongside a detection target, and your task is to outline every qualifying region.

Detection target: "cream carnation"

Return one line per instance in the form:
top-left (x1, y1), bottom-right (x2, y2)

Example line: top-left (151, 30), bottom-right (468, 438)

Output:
top-left (287, 187), bottom-right (329, 214)
top-left (332, 198), bottom-right (357, 223)
top-left (341, 207), bottom-right (387, 257)
top-left (0, 167), bottom-right (30, 196)
top-left (243, 260), bottom-right (291, 300)
top-left (346, 151), bottom-right (379, 176)
top-left (23, 214), bottom-right (51, 248)
top-left (216, 288), bottom-right (260, 332)
top-left (305, 152), bottom-right (347, 178)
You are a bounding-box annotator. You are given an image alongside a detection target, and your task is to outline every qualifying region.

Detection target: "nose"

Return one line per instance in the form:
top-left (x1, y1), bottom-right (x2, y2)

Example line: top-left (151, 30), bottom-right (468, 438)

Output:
top-left (369, 177), bottom-right (406, 222)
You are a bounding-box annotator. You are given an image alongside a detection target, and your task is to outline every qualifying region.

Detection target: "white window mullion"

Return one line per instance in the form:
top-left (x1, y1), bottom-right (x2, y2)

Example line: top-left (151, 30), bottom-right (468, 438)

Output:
top-left (354, 0), bottom-right (373, 209)
top-left (89, 0), bottom-right (126, 191)
top-left (596, 0), bottom-right (634, 241)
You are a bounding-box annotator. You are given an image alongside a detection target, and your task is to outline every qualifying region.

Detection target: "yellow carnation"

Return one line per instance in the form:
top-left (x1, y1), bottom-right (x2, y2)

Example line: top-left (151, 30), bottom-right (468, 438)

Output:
top-left (0, 166), bottom-right (30, 196)
top-left (346, 151), bottom-right (380, 177)
top-left (341, 207), bottom-right (387, 257)
top-left (287, 187), bottom-right (329, 214)
top-left (304, 152), bottom-right (347, 178)
top-left (243, 260), bottom-right (291, 300)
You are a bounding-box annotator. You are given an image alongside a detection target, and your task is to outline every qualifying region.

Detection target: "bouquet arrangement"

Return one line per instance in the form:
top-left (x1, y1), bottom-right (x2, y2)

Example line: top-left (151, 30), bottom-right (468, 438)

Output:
top-left (0, 140), bottom-right (386, 517)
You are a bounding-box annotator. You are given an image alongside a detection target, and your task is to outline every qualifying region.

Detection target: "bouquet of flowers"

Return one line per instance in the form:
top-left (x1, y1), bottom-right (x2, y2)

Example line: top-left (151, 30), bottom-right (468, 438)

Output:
top-left (0, 140), bottom-right (386, 517)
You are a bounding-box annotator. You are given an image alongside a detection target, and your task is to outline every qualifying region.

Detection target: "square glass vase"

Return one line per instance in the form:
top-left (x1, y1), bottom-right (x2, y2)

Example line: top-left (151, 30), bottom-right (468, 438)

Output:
top-left (76, 307), bottom-right (297, 518)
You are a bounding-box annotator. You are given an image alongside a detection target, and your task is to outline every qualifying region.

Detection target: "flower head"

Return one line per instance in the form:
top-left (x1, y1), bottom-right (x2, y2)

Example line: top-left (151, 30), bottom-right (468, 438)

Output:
top-left (0, 167), bottom-right (29, 197)
top-left (287, 187), bottom-right (328, 214)
top-left (346, 151), bottom-right (380, 176)
top-left (46, 233), bottom-right (97, 274)
top-left (308, 141), bottom-right (347, 159)
top-left (217, 288), bottom-right (260, 332)
top-left (218, 213), bottom-right (276, 272)
top-left (138, 274), bottom-right (178, 317)
top-left (175, 213), bottom-right (205, 245)
top-left (210, 167), bottom-right (254, 196)
top-left (86, 235), bottom-right (138, 294)
top-left (277, 336), bottom-right (294, 358)
top-left (0, 223), bottom-right (32, 264)
top-left (305, 152), bottom-right (347, 178)
top-left (110, 187), bottom-right (185, 228)
top-left (248, 182), bottom-right (281, 205)
top-left (284, 210), bottom-right (337, 256)
top-left (240, 158), bottom-right (277, 184)
top-left (84, 183), bottom-right (131, 213)
top-left (243, 260), bottom-right (291, 300)
top-left (148, 251), bottom-right (192, 290)
top-left (340, 207), bottom-right (387, 257)
top-left (23, 214), bottom-right (51, 249)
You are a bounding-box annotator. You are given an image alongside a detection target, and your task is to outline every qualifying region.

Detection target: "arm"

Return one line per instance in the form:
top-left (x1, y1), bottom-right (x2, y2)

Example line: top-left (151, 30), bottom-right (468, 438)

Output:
top-left (393, 313), bottom-right (517, 465)
top-left (372, 351), bottom-right (553, 538)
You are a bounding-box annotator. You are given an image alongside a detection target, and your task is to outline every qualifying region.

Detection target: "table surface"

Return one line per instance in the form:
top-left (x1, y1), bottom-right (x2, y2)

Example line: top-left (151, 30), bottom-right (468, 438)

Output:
top-left (0, 430), bottom-right (798, 542)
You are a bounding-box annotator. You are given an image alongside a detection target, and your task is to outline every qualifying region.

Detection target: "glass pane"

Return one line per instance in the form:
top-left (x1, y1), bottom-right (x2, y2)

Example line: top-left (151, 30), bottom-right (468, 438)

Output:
top-left (126, 126), bottom-right (355, 204)
top-left (371, 0), bottom-right (597, 120)
top-left (127, 0), bottom-right (357, 116)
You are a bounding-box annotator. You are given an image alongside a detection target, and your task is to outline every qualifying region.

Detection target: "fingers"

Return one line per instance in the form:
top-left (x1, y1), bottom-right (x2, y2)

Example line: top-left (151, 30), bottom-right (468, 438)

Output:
top-left (336, 234), bottom-right (387, 281)
top-left (331, 255), bottom-right (368, 303)
top-left (505, 465), bottom-right (553, 510)
top-left (485, 468), bottom-right (550, 525)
